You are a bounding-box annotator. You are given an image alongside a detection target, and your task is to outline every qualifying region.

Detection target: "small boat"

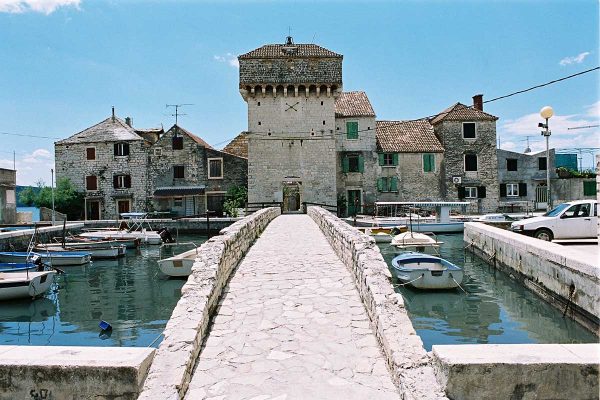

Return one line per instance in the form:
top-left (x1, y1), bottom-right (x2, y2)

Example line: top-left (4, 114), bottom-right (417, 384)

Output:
top-left (391, 252), bottom-right (464, 290)
top-left (78, 230), bottom-right (163, 245)
top-left (391, 231), bottom-right (443, 255)
top-left (0, 262), bottom-right (39, 273)
top-left (34, 244), bottom-right (125, 260)
top-left (157, 242), bottom-right (199, 277)
top-left (65, 236), bottom-right (141, 249)
top-left (0, 270), bottom-right (56, 301)
top-left (0, 251), bottom-right (91, 266)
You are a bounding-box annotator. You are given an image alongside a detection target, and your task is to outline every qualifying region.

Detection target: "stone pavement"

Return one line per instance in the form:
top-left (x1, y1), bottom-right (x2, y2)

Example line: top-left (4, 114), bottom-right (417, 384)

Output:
top-left (185, 214), bottom-right (399, 400)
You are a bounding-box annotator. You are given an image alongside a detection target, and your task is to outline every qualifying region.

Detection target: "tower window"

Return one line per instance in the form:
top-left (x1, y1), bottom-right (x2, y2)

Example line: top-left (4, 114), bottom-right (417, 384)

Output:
top-left (323, 121), bottom-right (326, 125)
top-left (258, 121), bottom-right (261, 126)
top-left (321, 101), bottom-right (323, 106)
top-left (257, 102), bottom-right (261, 106)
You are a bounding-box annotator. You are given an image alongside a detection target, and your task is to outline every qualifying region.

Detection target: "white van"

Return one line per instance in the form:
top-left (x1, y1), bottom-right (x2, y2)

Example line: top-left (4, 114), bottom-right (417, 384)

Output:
top-left (510, 200), bottom-right (598, 241)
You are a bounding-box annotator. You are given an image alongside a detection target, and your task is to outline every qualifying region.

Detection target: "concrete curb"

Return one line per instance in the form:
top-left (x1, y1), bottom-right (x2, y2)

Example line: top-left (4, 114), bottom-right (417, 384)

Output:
top-left (138, 207), bottom-right (281, 400)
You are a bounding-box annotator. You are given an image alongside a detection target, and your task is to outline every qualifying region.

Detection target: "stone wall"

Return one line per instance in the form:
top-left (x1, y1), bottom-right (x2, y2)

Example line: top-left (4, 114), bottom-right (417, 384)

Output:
top-left (0, 346), bottom-right (154, 400)
top-left (307, 206), bottom-right (447, 400)
top-left (464, 222), bottom-right (600, 333)
top-left (239, 58), bottom-right (343, 86)
top-left (139, 206), bottom-right (281, 399)
top-left (553, 177), bottom-right (597, 204)
top-left (0, 168), bottom-right (16, 224)
top-left (434, 120), bottom-right (499, 213)
top-left (432, 343), bottom-right (599, 400)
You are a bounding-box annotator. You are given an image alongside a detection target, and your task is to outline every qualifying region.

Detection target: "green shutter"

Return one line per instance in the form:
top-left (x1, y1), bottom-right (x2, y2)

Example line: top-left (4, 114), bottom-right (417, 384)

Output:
top-left (583, 181), bottom-right (597, 196)
top-left (392, 153), bottom-right (399, 166)
top-left (347, 122), bottom-right (358, 139)
top-left (378, 153), bottom-right (384, 166)
top-left (423, 154), bottom-right (434, 172)
top-left (377, 178), bottom-right (385, 192)
top-left (390, 177), bottom-right (398, 192)
top-left (342, 155), bottom-right (349, 173)
top-left (358, 155), bottom-right (364, 173)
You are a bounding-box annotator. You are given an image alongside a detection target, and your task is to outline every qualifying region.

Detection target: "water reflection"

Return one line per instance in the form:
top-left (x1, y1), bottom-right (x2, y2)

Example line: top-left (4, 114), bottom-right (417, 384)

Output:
top-left (0, 235), bottom-right (205, 347)
top-left (378, 234), bottom-right (597, 351)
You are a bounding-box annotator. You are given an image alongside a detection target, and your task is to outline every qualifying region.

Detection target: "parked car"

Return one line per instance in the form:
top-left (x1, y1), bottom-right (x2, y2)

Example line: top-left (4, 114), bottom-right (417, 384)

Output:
top-left (510, 200), bottom-right (598, 241)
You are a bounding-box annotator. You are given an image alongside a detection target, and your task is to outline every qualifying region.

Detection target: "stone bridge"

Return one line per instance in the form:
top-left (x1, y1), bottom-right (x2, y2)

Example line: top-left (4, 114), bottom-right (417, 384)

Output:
top-left (139, 207), bottom-right (444, 400)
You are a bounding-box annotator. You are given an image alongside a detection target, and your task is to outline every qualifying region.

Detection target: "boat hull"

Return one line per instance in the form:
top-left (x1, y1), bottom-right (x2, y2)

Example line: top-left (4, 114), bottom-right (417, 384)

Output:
top-left (79, 231), bottom-right (163, 245)
top-left (350, 218), bottom-right (463, 233)
top-left (0, 270), bottom-right (55, 301)
top-left (157, 248), bottom-right (198, 277)
top-left (35, 245), bottom-right (124, 259)
top-left (0, 251), bottom-right (91, 266)
top-left (0, 263), bottom-right (38, 272)
top-left (391, 252), bottom-right (464, 290)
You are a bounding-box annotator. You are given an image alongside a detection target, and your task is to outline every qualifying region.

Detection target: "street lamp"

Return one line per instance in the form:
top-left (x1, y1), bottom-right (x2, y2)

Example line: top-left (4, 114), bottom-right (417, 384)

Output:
top-left (539, 106), bottom-right (554, 211)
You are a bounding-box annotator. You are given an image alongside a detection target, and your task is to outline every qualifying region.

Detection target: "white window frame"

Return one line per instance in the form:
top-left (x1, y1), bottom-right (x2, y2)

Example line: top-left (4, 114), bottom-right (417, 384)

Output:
top-left (462, 122), bottom-right (477, 139)
top-left (115, 175), bottom-right (127, 189)
top-left (114, 142), bottom-right (129, 157)
top-left (506, 183), bottom-right (519, 197)
top-left (464, 153), bottom-right (478, 172)
top-left (116, 199), bottom-right (131, 216)
top-left (208, 158), bottom-right (224, 179)
top-left (382, 153), bottom-right (394, 167)
top-left (464, 186), bottom-right (478, 199)
top-left (86, 146), bottom-right (96, 161)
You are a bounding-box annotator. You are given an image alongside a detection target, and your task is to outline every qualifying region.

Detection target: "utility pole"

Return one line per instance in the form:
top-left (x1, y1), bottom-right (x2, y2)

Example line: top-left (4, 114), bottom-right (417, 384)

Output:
top-left (51, 168), bottom-right (55, 225)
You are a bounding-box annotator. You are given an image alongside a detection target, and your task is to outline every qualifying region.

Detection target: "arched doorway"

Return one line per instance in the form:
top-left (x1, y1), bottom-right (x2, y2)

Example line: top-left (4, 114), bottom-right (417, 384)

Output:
top-left (282, 178), bottom-right (302, 213)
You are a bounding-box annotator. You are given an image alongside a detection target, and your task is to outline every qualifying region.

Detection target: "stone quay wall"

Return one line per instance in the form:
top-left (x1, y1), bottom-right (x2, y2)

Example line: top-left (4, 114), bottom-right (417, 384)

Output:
top-left (307, 206), bottom-right (447, 400)
top-left (0, 223), bottom-right (84, 251)
top-left (0, 346), bottom-right (154, 400)
top-left (464, 222), bottom-right (600, 334)
top-left (139, 206), bottom-right (281, 399)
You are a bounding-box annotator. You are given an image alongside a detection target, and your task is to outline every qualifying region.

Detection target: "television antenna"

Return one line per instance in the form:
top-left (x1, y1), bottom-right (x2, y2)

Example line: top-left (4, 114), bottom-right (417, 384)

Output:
top-left (166, 103), bottom-right (193, 125)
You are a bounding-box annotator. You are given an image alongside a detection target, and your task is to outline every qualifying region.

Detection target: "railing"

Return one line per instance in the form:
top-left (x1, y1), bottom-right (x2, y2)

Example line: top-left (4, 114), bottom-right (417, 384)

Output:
top-left (245, 202), bottom-right (283, 215)
top-left (302, 202), bottom-right (338, 215)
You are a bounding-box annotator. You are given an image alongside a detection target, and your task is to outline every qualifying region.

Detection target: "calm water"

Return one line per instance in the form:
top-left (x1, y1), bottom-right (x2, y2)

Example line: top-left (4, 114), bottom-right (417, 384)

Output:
top-left (378, 235), bottom-right (597, 351)
top-left (0, 235), bottom-right (205, 347)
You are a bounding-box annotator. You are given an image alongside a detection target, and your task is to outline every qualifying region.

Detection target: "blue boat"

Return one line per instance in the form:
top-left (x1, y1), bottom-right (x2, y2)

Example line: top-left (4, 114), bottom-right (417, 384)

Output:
top-left (0, 262), bottom-right (39, 273)
top-left (0, 251), bottom-right (91, 266)
top-left (391, 252), bottom-right (464, 290)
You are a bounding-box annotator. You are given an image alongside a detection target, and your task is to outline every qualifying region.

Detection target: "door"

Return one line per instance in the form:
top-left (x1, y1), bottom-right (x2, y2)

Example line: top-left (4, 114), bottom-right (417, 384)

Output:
top-left (117, 200), bottom-right (130, 216)
top-left (347, 190), bottom-right (362, 216)
top-left (87, 200), bottom-right (100, 220)
top-left (283, 183), bottom-right (301, 212)
top-left (535, 184), bottom-right (548, 210)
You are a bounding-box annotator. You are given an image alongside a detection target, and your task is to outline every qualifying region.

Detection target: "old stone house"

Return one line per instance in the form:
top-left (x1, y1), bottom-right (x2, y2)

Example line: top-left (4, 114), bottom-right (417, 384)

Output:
top-left (235, 37), bottom-right (501, 215)
top-left (0, 168), bottom-right (16, 224)
top-left (55, 112), bottom-right (247, 219)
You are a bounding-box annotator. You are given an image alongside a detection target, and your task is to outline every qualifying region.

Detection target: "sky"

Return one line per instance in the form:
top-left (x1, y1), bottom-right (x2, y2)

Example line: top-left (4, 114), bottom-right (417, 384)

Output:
top-left (0, 0), bottom-right (598, 186)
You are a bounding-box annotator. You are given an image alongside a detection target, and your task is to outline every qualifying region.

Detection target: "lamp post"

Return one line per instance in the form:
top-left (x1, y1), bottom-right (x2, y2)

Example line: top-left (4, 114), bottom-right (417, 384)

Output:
top-left (539, 106), bottom-right (554, 211)
top-left (51, 168), bottom-right (55, 225)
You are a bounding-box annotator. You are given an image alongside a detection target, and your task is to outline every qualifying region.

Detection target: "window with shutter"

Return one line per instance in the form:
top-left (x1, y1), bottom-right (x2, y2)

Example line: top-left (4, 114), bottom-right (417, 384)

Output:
top-left (538, 157), bottom-right (547, 170)
top-left (464, 187), bottom-right (478, 198)
top-left (390, 177), bottom-right (398, 192)
top-left (463, 122), bottom-right (476, 139)
top-left (173, 165), bottom-right (184, 179)
top-left (506, 183), bottom-right (519, 197)
top-left (86, 147), bottom-right (96, 160)
top-left (506, 159), bottom-right (518, 171)
top-left (358, 155), bottom-right (364, 173)
top-left (457, 186), bottom-right (465, 199)
top-left (347, 155), bottom-right (360, 173)
top-left (381, 153), bottom-right (396, 167)
top-left (518, 182), bottom-right (527, 197)
top-left (378, 153), bottom-right (384, 166)
top-left (583, 181), bottom-right (597, 196)
top-left (500, 183), bottom-right (507, 197)
top-left (377, 178), bottom-right (385, 192)
top-left (392, 153), bottom-right (398, 166)
top-left (86, 175), bottom-right (97, 191)
top-left (346, 122), bottom-right (358, 139)
top-left (477, 186), bottom-right (486, 198)
top-left (114, 142), bottom-right (129, 156)
top-left (423, 154), bottom-right (435, 172)
top-left (342, 155), bottom-right (349, 173)
top-left (172, 136), bottom-right (183, 150)
top-left (208, 158), bottom-right (223, 179)
top-left (464, 154), bottom-right (478, 172)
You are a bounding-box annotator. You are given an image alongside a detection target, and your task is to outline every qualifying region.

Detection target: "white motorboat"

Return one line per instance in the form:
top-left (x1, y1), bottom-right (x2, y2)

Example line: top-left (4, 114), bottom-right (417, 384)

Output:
top-left (0, 251), bottom-right (91, 266)
top-left (79, 212), bottom-right (171, 245)
top-left (391, 231), bottom-right (443, 255)
top-left (357, 226), bottom-right (407, 243)
top-left (350, 201), bottom-right (469, 233)
top-left (66, 236), bottom-right (141, 249)
top-left (157, 242), bottom-right (200, 277)
top-left (79, 230), bottom-right (163, 245)
top-left (34, 244), bottom-right (125, 259)
top-left (0, 270), bottom-right (56, 301)
top-left (391, 252), bottom-right (464, 290)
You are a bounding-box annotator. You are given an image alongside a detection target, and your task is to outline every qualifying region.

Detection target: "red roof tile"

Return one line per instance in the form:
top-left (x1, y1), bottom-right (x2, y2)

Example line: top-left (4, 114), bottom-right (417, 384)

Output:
top-left (376, 120), bottom-right (444, 153)
top-left (335, 92), bottom-right (376, 118)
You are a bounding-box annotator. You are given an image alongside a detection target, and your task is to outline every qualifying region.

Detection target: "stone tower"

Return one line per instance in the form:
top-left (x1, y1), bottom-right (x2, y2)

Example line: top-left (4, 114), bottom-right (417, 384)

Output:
top-left (238, 37), bottom-right (342, 210)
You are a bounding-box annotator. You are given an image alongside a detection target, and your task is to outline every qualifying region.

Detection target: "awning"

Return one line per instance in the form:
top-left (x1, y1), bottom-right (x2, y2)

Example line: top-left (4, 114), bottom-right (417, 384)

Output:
top-left (153, 186), bottom-right (206, 198)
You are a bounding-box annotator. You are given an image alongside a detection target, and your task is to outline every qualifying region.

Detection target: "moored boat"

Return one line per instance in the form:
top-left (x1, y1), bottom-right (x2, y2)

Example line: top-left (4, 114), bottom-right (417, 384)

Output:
top-left (34, 244), bottom-right (125, 259)
top-left (66, 236), bottom-right (141, 249)
top-left (0, 251), bottom-right (91, 266)
top-left (78, 230), bottom-right (163, 245)
top-left (357, 226), bottom-right (407, 243)
top-left (0, 270), bottom-right (56, 301)
top-left (157, 242), bottom-right (200, 277)
top-left (391, 231), bottom-right (443, 255)
top-left (0, 262), bottom-right (39, 273)
top-left (391, 252), bottom-right (463, 290)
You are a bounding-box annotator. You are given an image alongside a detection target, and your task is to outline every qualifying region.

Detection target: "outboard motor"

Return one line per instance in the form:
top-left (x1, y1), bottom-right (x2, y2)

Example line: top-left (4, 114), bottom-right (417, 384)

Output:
top-left (30, 254), bottom-right (44, 271)
top-left (158, 228), bottom-right (175, 243)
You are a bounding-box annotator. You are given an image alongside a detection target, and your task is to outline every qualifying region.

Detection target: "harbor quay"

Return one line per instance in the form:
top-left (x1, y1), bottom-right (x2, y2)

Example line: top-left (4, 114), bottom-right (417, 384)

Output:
top-left (0, 207), bottom-right (598, 398)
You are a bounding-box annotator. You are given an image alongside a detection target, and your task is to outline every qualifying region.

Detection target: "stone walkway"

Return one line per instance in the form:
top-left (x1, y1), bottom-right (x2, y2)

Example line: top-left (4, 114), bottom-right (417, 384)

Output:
top-left (185, 214), bottom-right (398, 400)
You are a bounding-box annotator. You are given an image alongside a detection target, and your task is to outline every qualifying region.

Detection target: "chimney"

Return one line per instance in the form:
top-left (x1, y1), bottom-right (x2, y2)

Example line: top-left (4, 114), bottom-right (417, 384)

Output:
top-left (125, 117), bottom-right (133, 127)
top-left (473, 94), bottom-right (483, 111)
top-left (112, 106), bottom-right (115, 121)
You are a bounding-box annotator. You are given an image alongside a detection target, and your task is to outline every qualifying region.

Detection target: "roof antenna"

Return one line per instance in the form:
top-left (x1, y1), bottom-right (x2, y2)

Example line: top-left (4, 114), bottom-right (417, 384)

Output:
top-left (166, 103), bottom-right (193, 126)
top-left (286, 27), bottom-right (294, 45)
top-left (112, 106), bottom-right (115, 122)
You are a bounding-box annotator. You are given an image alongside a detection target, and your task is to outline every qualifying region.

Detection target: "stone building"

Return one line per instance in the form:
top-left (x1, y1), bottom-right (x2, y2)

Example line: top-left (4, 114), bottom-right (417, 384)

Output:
top-left (0, 168), bottom-right (16, 224)
top-left (55, 112), bottom-right (247, 219)
top-left (430, 97), bottom-right (500, 213)
top-left (236, 38), bottom-right (502, 215)
top-left (150, 125), bottom-right (247, 216)
top-left (238, 37), bottom-right (342, 210)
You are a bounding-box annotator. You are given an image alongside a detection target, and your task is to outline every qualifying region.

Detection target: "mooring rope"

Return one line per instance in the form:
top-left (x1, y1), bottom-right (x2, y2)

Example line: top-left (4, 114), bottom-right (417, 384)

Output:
top-left (393, 274), bottom-right (424, 287)
top-left (147, 333), bottom-right (164, 348)
top-left (450, 273), bottom-right (468, 295)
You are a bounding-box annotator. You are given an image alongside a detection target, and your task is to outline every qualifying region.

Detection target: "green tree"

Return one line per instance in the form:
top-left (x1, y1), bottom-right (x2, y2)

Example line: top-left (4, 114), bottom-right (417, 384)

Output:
top-left (18, 186), bottom-right (37, 206)
top-left (19, 178), bottom-right (85, 220)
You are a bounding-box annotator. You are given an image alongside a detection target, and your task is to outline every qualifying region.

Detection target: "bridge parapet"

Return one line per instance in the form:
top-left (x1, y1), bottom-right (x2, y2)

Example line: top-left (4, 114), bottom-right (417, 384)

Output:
top-left (139, 207), bottom-right (281, 399)
top-left (307, 206), bottom-right (447, 400)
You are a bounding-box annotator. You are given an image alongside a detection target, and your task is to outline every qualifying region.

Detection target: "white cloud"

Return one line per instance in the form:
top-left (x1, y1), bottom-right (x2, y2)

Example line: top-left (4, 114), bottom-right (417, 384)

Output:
top-left (585, 101), bottom-right (600, 118)
top-left (214, 53), bottom-right (239, 68)
top-left (559, 51), bottom-right (591, 66)
top-left (0, 148), bottom-right (55, 186)
top-left (0, 0), bottom-right (80, 15)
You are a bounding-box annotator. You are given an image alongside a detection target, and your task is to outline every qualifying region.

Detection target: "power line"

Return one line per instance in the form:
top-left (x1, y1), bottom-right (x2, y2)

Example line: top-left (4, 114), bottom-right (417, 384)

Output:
top-left (0, 131), bottom-right (61, 140)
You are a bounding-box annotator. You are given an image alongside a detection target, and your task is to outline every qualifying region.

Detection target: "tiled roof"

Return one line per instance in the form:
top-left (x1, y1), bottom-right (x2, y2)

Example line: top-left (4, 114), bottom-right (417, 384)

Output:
top-left (430, 102), bottom-right (498, 125)
top-left (239, 43), bottom-right (342, 59)
top-left (167, 125), bottom-right (213, 149)
top-left (335, 92), bottom-right (376, 118)
top-left (376, 120), bottom-right (444, 153)
top-left (56, 116), bottom-right (144, 145)
top-left (222, 132), bottom-right (248, 159)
